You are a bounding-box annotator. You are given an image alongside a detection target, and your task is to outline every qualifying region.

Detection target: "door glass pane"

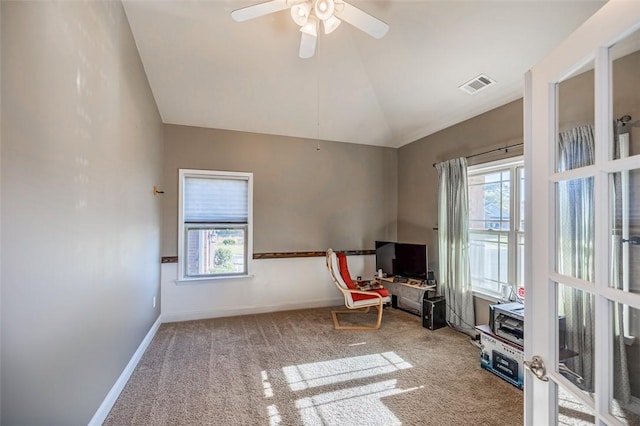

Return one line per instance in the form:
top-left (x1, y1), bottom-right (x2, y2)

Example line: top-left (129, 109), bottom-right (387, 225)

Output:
top-left (609, 170), bottom-right (640, 293)
top-left (558, 385), bottom-right (595, 425)
top-left (609, 27), bottom-right (640, 424)
top-left (557, 60), bottom-right (595, 172)
top-left (558, 284), bottom-right (595, 399)
top-left (610, 28), bottom-right (640, 160)
top-left (556, 179), bottom-right (595, 281)
top-left (610, 302), bottom-right (640, 424)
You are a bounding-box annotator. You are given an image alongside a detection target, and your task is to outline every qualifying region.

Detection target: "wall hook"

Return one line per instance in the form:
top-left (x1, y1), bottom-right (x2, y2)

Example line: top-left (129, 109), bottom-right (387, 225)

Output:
top-left (153, 185), bottom-right (165, 196)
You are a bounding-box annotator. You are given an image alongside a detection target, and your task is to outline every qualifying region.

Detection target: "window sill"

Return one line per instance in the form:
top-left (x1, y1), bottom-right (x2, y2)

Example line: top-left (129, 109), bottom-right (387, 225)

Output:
top-left (175, 274), bottom-right (254, 284)
top-left (472, 290), bottom-right (501, 304)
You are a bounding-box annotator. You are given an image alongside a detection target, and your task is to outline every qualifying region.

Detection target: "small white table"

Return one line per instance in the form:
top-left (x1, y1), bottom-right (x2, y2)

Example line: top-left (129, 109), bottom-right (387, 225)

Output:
top-left (378, 277), bottom-right (436, 316)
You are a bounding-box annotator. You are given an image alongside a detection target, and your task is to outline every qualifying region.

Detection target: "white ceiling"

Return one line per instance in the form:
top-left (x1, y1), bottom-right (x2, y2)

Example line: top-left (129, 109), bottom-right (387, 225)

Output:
top-left (122, 0), bottom-right (606, 148)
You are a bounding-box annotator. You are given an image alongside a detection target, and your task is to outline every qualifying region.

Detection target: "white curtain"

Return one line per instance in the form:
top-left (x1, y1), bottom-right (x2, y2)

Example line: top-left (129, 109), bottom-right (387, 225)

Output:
top-left (436, 157), bottom-right (475, 334)
top-left (557, 124), bottom-right (630, 404)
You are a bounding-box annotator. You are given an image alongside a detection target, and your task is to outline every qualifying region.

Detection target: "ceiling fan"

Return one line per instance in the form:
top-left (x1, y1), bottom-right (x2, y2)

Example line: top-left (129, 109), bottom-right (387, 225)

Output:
top-left (231, 0), bottom-right (389, 59)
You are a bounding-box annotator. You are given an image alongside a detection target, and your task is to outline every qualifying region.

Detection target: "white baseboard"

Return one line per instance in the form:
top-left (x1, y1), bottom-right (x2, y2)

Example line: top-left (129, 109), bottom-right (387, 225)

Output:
top-left (162, 298), bottom-right (343, 323)
top-left (88, 315), bottom-right (162, 426)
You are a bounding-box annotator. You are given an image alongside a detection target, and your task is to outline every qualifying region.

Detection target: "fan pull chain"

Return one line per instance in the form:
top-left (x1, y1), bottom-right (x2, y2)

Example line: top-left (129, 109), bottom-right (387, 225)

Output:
top-left (316, 35), bottom-right (321, 151)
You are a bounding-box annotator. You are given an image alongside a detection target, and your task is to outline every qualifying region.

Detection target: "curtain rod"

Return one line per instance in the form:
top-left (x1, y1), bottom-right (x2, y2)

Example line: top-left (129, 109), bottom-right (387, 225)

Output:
top-left (432, 142), bottom-right (524, 167)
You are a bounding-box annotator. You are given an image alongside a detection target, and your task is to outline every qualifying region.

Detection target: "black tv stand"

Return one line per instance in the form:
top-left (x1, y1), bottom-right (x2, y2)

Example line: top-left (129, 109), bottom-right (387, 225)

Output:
top-left (391, 294), bottom-right (419, 316)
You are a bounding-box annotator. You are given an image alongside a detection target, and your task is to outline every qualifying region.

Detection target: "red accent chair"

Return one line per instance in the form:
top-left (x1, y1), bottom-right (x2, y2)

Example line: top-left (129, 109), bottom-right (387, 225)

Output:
top-left (326, 248), bottom-right (391, 330)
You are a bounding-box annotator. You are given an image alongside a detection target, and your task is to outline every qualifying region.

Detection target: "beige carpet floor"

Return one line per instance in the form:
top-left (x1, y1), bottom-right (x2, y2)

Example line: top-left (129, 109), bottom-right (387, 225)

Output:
top-left (105, 306), bottom-right (524, 425)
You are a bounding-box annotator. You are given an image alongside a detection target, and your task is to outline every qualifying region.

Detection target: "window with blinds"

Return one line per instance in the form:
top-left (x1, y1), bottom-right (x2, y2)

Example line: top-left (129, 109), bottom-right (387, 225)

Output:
top-left (179, 170), bottom-right (253, 279)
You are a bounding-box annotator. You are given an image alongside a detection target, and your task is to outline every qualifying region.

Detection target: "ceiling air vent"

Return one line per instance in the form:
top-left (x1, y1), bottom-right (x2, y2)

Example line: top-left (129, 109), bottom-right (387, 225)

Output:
top-left (459, 74), bottom-right (495, 95)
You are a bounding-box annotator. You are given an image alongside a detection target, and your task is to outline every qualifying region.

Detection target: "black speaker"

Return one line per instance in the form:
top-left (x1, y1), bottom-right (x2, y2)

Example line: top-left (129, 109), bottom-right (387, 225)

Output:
top-left (422, 297), bottom-right (446, 330)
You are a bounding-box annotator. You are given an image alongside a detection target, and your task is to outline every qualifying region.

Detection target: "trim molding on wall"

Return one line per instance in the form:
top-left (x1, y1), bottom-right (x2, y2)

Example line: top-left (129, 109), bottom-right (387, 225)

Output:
top-left (253, 250), bottom-right (374, 259)
top-left (160, 250), bottom-right (374, 263)
top-left (88, 315), bottom-right (162, 426)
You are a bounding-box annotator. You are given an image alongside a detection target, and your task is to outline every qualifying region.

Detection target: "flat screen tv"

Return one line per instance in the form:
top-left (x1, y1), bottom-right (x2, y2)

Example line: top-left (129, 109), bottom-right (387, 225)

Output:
top-left (375, 241), bottom-right (428, 280)
top-left (395, 243), bottom-right (428, 280)
top-left (375, 241), bottom-right (396, 277)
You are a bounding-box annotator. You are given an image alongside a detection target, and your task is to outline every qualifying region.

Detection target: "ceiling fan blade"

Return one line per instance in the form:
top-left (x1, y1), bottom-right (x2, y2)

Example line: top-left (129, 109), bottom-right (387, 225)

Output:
top-left (299, 32), bottom-right (317, 59)
top-left (334, 1), bottom-right (389, 39)
top-left (231, 0), bottom-right (289, 22)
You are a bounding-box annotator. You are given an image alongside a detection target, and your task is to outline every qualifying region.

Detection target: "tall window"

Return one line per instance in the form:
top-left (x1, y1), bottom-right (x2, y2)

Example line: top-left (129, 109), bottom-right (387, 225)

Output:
top-left (467, 158), bottom-right (524, 299)
top-left (179, 169), bottom-right (253, 280)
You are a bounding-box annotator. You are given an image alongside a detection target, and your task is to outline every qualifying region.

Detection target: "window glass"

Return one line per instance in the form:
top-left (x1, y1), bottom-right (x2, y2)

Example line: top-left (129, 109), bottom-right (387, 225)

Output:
top-left (469, 231), bottom-right (509, 296)
top-left (518, 167), bottom-right (525, 232)
top-left (468, 159), bottom-right (523, 299)
top-left (469, 169), bottom-right (511, 231)
top-left (185, 226), bottom-right (247, 277)
top-left (517, 233), bottom-right (525, 289)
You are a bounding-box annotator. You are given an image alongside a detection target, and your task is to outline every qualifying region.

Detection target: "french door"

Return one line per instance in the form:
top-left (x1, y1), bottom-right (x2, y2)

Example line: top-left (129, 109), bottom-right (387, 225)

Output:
top-left (525, 2), bottom-right (640, 424)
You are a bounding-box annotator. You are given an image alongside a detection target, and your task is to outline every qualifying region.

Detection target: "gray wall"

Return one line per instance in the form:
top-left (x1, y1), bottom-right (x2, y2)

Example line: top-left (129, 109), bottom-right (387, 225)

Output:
top-left (162, 125), bottom-right (397, 256)
top-left (1, 2), bottom-right (163, 425)
top-left (397, 99), bottom-right (524, 277)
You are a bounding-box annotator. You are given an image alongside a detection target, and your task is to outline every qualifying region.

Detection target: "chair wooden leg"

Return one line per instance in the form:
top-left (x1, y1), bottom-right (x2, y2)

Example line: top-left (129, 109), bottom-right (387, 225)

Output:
top-left (374, 304), bottom-right (383, 329)
top-left (331, 304), bottom-right (383, 330)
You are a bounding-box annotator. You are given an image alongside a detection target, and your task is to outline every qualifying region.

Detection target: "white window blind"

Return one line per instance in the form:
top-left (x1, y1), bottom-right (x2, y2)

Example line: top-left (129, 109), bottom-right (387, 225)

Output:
top-left (184, 177), bottom-right (248, 224)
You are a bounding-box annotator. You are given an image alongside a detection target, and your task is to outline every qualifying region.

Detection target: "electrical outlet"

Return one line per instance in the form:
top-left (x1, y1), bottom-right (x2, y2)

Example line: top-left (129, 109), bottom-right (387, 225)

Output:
top-left (153, 296), bottom-right (156, 308)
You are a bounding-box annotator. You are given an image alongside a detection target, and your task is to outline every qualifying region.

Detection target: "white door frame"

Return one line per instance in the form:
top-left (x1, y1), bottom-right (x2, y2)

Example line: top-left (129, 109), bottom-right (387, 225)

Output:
top-left (525, 2), bottom-right (640, 424)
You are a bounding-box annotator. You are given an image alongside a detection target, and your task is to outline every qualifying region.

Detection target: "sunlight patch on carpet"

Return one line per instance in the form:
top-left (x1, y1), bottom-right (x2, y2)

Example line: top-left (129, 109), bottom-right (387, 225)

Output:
top-left (261, 370), bottom-right (274, 398)
top-left (295, 379), bottom-right (422, 426)
top-left (267, 404), bottom-right (281, 426)
top-left (282, 352), bottom-right (412, 391)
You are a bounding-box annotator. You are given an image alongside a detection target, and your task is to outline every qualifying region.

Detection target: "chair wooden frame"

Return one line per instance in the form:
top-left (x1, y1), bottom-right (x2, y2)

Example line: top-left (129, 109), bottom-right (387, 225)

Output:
top-left (326, 249), bottom-right (390, 330)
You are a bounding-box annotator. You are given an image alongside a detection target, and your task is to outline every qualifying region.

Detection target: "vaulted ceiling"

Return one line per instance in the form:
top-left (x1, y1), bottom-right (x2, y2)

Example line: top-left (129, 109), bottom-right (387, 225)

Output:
top-left (122, 0), bottom-right (606, 148)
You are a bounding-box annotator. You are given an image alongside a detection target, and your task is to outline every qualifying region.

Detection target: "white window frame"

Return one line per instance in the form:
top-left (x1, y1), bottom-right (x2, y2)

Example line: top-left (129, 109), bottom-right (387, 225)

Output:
top-left (467, 156), bottom-right (524, 300)
top-left (178, 169), bottom-right (253, 281)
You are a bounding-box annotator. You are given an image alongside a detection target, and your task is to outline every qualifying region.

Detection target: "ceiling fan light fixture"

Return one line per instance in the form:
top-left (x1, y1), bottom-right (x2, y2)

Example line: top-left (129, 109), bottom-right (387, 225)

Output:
top-left (300, 15), bottom-right (318, 36)
top-left (233, 0), bottom-right (390, 59)
top-left (323, 15), bottom-right (341, 34)
top-left (314, 0), bottom-right (334, 21)
top-left (290, 3), bottom-right (310, 26)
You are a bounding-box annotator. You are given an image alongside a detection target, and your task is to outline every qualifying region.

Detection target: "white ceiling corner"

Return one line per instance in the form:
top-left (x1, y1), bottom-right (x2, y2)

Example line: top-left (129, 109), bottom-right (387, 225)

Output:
top-left (122, 0), bottom-right (607, 148)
